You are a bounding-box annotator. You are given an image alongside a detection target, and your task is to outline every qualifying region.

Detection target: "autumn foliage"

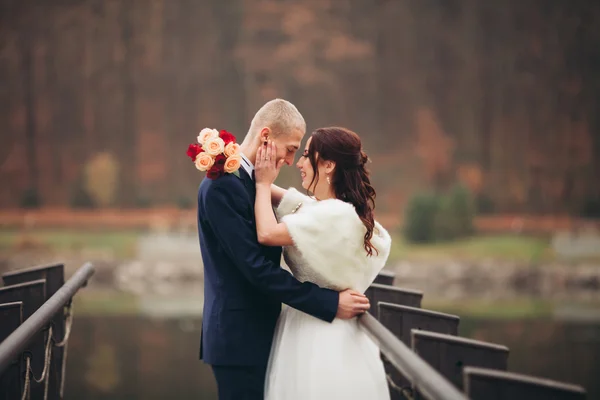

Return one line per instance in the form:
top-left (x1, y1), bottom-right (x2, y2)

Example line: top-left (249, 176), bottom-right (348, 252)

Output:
top-left (0, 0), bottom-right (598, 217)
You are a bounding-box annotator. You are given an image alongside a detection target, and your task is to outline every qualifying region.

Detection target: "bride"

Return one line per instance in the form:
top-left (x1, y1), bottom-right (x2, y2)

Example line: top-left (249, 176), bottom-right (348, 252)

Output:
top-left (254, 126), bottom-right (391, 399)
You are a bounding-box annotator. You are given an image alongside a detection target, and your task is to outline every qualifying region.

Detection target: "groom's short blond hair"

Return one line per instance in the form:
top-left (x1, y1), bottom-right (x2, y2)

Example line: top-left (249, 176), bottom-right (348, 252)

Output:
top-left (245, 99), bottom-right (306, 142)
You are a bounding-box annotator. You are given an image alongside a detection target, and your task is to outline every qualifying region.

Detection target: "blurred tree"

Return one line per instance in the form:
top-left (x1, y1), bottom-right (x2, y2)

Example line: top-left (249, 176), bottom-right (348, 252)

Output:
top-left (84, 152), bottom-right (120, 208)
top-left (235, 0), bottom-right (374, 127)
top-left (70, 177), bottom-right (95, 209)
top-left (119, 0), bottom-right (137, 207)
top-left (404, 184), bottom-right (475, 243)
top-left (415, 108), bottom-right (455, 190)
top-left (403, 191), bottom-right (439, 243)
top-left (16, 0), bottom-right (40, 202)
top-left (19, 187), bottom-right (41, 209)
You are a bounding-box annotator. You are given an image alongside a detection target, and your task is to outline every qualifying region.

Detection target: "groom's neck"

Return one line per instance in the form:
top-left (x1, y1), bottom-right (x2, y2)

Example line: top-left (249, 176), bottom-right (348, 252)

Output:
top-left (240, 142), bottom-right (258, 165)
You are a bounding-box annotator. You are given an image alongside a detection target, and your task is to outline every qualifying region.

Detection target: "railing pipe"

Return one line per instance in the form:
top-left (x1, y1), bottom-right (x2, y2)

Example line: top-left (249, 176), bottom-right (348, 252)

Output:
top-left (0, 262), bottom-right (94, 374)
top-left (359, 312), bottom-right (468, 400)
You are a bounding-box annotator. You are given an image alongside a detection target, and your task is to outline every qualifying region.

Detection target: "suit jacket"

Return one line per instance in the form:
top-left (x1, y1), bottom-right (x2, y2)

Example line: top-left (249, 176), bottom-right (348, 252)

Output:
top-left (197, 167), bottom-right (339, 366)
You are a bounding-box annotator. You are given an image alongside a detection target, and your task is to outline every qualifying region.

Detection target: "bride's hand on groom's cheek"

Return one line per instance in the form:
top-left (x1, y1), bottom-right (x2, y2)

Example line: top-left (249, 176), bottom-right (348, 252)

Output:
top-left (255, 140), bottom-right (284, 185)
top-left (336, 289), bottom-right (370, 319)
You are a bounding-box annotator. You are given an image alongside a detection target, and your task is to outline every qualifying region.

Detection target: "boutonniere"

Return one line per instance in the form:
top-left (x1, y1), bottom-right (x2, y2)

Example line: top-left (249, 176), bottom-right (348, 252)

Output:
top-left (186, 128), bottom-right (242, 179)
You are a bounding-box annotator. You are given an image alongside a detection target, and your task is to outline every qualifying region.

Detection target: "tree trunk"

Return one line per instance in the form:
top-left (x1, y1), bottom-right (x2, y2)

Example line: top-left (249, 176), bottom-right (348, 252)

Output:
top-left (119, 0), bottom-right (136, 207)
top-left (20, 12), bottom-right (38, 198)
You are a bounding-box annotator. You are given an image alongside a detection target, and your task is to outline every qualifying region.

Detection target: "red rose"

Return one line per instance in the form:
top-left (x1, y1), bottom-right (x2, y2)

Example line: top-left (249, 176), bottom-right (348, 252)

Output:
top-left (219, 130), bottom-right (236, 145)
top-left (206, 164), bottom-right (225, 180)
top-left (186, 143), bottom-right (203, 161)
top-left (214, 153), bottom-right (226, 166)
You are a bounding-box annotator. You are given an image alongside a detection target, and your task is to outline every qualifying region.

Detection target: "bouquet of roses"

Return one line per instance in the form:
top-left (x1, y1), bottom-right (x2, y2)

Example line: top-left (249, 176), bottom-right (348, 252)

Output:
top-left (186, 128), bottom-right (242, 179)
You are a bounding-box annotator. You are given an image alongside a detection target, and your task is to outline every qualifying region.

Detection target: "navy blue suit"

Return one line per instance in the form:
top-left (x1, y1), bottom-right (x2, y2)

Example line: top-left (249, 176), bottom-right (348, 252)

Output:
top-left (197, 167), bottom-right (339, 399)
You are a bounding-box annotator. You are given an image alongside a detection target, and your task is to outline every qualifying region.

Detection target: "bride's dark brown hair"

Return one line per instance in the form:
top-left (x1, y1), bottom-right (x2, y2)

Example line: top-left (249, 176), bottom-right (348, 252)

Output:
top-left (306, 127), bottom-right (378, 256)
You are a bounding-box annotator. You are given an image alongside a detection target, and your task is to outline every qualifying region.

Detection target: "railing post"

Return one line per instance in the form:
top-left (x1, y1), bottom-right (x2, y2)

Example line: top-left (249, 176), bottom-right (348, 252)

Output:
top-left (0, 279), bottom-right (47, 399)
top-left (0, 262), bottom-right (94, 400)
top-left (374, 270), bottom-right (396, 285)
top-left (3, 263), bottom-right (66, 399)
top-left (0, 302), bottom-right (23, 400)
top-left (359, 312), bottom-right (468, 400)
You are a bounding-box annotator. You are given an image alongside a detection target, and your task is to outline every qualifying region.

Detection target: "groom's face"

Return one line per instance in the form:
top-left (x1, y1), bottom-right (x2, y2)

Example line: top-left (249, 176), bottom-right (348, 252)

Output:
top-left (271, 128), bottom-right (304, 166)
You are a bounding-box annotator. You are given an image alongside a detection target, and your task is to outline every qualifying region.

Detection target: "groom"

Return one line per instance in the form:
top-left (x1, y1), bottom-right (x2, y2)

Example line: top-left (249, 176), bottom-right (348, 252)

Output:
top-left (197, 99), bottom-right (370, 400)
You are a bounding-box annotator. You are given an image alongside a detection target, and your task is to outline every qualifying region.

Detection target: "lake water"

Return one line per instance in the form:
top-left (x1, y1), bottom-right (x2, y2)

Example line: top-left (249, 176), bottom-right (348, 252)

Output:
top-left (63, 314), bottom-right (600, 399)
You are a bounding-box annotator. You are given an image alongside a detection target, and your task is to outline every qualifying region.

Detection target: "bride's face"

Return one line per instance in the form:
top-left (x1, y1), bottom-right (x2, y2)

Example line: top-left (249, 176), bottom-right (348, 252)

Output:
top-left (296, 139), bottom-right (314, 191)
top-left (296, 137), bottom-right (326, 193)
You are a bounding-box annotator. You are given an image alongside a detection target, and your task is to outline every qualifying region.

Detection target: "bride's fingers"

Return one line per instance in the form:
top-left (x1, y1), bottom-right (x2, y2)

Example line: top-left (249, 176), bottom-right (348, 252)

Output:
top-left (355, 304), bottom-right (370, 313)
top-left (352, 296), bottom-right (369, 304)
top-left (272, 143), bottom-right (278, 167)
top-left (256, 146), bottom-right (263, 165)
top-left (263, 140), bottom-right (268, 161)
top-left (266, 140), bottom-right (273, 162)
top-left (267, 142), bottom-right (272, 163)
top-left (355, 303), bottom-right (370, 312)
top-left (350, 292), bottom-right (369, 301)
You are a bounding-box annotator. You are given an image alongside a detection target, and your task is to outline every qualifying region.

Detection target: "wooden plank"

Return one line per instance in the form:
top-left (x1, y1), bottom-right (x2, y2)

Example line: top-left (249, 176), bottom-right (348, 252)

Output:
top-left (373, 270), bottom-right (396, 285)
top-left (2, 263), bottom-right (64, 293)
top-left (411, 330), bottom-right (508, 397)
top-left (464, 366), bottom-right (586, 400)
top-left (366, 284), bottom-right (423, 319)
top-left (0, 280), bottom-right (47, 399)
top-left (0, 302), bottom-right (23, 400)
top-left (378, 302), bottom-right (459, 343)
top-left (3, 263), bottom-right (65, 399)
top-left (378, 302), bottom-right (460, 399)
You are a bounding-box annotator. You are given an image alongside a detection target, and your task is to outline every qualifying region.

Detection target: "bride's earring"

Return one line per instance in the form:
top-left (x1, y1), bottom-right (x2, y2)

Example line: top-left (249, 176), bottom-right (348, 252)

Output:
top-left (326, 175), bottom-right (331, 185)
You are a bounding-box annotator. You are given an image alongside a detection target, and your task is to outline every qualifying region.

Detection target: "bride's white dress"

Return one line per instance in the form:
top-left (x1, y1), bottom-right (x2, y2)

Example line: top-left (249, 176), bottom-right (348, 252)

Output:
top-left (265, 188), bottom-right (392, 400)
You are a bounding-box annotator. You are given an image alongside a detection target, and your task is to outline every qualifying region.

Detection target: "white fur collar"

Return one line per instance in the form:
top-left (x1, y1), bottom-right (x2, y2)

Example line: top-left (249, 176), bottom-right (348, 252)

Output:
top-left (276, 188), bottom-right (391, 292)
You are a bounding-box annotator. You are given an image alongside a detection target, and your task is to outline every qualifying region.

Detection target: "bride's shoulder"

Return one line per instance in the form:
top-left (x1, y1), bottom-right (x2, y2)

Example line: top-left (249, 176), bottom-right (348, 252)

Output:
top-left (277, 189), bottom-right (363, 231)
top-left (276, 187), bottom-right (315, 218)
top-left (308, 197), bottom-right (358, 220)
top-left (283, 195), bottom-right (363, 234)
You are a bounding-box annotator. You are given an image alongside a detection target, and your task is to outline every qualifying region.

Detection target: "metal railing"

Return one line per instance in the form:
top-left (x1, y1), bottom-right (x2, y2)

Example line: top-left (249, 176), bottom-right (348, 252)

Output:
top-left (0, 262), bottom-right (95, 374)
top-left (359, 312), bottom-right (468, 400)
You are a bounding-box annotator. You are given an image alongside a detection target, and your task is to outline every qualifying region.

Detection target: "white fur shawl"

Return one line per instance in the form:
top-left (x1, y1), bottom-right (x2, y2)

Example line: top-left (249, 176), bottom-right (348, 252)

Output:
top-left (276, 188), bottom-right (391, 293)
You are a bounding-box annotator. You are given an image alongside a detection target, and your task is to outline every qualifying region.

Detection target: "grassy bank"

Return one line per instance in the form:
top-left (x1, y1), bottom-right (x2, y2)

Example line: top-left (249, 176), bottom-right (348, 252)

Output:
top-left (0, 228), bottom-right (555, 263)
top-left (73, 290), bottom-right (141, 316)
top-left (0, 228), bottom-right (142, 258)
top-left (388, 234), bottom-right (551, 263)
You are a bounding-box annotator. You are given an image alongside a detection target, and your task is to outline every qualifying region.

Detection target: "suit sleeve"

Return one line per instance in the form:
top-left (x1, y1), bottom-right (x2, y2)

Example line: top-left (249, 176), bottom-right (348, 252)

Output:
top-left (201, 179), bottom-right (339, 323)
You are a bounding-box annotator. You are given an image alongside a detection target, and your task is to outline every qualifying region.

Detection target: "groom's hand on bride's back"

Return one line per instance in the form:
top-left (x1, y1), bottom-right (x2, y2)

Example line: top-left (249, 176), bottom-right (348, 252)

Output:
top-left (336, 289), bottom-right (370, 319)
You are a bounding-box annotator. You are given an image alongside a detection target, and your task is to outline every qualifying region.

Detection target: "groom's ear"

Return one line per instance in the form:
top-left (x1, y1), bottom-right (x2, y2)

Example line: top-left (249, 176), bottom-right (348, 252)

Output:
top-left (259, 127), bottom-right (271, 144)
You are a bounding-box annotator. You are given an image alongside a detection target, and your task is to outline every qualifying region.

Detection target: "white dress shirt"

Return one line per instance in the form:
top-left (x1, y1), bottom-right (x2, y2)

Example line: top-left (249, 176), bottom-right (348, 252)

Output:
top-left (240, 153), bottom-right (254, 180)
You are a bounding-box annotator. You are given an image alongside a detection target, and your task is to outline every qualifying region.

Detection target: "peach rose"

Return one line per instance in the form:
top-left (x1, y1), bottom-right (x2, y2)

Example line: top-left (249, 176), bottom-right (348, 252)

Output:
top-left (204, 137), bottom-right (225, 156)
top-left (195, 152), bottom-right (215, 171)
top-left (197, 128), bottom-right (219, 145)
top-left (224, 142), bottom-right (241, 157)
top-left (224, 154), bottom-right (242, 174)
